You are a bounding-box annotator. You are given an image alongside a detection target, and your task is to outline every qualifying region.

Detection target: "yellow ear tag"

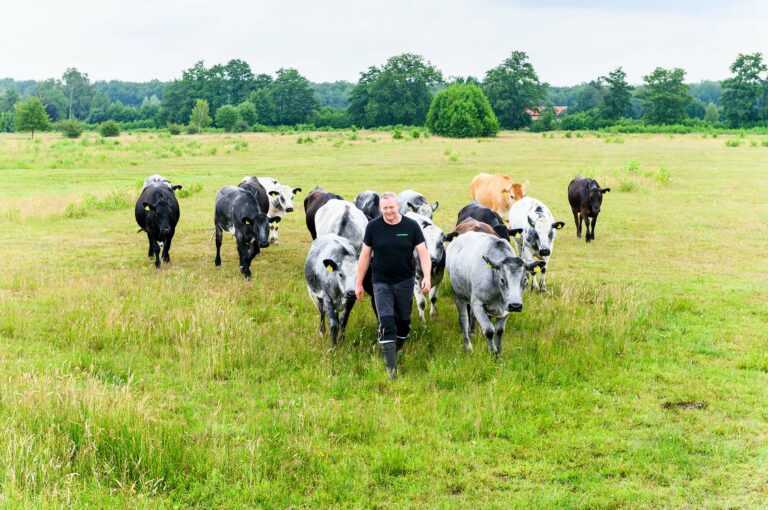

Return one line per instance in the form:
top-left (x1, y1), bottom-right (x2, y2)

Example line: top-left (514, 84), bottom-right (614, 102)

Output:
top-left (487, 263), bottom-right (493, 269)
top-left (144, 205), bottom-right (150, 211)
top-left (244, 219), bottom-right (251, 225)
top-left (533, 265), bottom-right (541, 273)
top-left (325, 265), bottom-right (334, 272)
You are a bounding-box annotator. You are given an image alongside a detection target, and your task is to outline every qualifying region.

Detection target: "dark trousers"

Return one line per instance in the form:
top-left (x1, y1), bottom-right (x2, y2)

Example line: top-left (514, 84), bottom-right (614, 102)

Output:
top-left (373, 277), bottom-right (414, 346)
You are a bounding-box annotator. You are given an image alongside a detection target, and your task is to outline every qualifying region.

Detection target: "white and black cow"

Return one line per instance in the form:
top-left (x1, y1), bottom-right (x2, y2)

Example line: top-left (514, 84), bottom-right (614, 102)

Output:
top-left (354, 190), bottom-right (381, 221)
top-left (214, 186), bottom-right (278, 279)
top-left (304, 234), bottom-right (359, 346)
top-left (143, 174), bottom-right (182, 192)
top-left (405, 212), bottom-right (446, 320)
top-left (456, 201), bottom-right (523, 245)
top-left (243, 176), bottom-right (302, 245)
top-left (447, 231), bottom-right (544, 354)
top-left (135, 176), bottom-right (180, 268)
top-left (398, 189), bottom-right (438, 218)
top-left (508, 197), bottom-right (565, 292)
top-left (314, 199), bottom-right (368, 254)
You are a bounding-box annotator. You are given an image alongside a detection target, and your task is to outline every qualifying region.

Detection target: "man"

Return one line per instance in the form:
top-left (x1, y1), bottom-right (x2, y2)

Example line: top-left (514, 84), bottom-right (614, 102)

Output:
top-left (356, 192), bottom-right (431, 379)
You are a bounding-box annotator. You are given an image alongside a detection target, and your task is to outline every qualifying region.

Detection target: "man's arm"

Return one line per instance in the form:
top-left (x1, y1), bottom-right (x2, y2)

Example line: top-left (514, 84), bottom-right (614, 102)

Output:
top-left (415, 242), bottom-right (431, 293)
top-left (355, 244), bottom-right (372, 301)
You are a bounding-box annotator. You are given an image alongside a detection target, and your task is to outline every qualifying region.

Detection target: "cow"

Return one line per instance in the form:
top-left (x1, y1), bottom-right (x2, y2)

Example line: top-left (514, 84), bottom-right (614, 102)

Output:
top-left (304, 187), bottom-right (344, 240)
top-left (354, 190), bottom-right (381, 221)
top-left (398, 189), bottom-right (438, 218)
top-left (470, 173), bottom-right (528, 220)
top-left (456, 201), bottom-right (523, 244)
top-left (238, 177), bottom-right (273, 217)
top-left (405, 212), bottom-right (446, 320)
top-left (304, 234), bottom-right (359, 346)
top-left (568, 176), bottom-right (610, 243)
top-left (508, 197), bottom-right (565, 292)
top-left (142, 173), bottom-right (183, 191)
top-left (314, 199), bottom-right (368, 254)
top-left (444, 218), bottom-right (500, 242)
top-left (214, 186), bottom-right (278, 279)
top-left (447, 231), bottom-right (544, 354)
top-left (135, 176), bottom-right (180, 268)
top-left (242, 176), bottom-right (302, 245)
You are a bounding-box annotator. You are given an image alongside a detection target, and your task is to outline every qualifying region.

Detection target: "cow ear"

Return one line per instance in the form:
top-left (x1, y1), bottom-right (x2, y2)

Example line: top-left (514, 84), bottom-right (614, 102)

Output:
top-left (527, 215), bottom-right (535, 227)
top-left (421, 221), bottom-right (430, 229)
top-left (172, 184), bottom-right (183, 191)
top-left (269, 216), bottom-right (281, 224)
top-left (143, 202), bottom-right (154, 212)
top-left (482, 255), bottom-right (499, 270)
top-left (322, 259), bottom-right (339, 272)
top-left (601, 188), bottom-right (611, 194)
top-left (407, 202), bottom-right (417, 212)
top-left (444, 232), bottom-right (458, 242)
top-left (432, 201), bottom-right (439, 211)
top-left (293, 187), bottom-right (302, 194)
top-left (525, 261), bottom-right (545, 273)
top-left (241, 217), bottom-right (252, 225)
top-left (268, 191), bottom-right (280, 197)
top-left (492, 224), bottom-right (508, 238)
top-left (553, 221), bottom-right (565, 230)
top-left (508, 228), bottom-right (523, 237)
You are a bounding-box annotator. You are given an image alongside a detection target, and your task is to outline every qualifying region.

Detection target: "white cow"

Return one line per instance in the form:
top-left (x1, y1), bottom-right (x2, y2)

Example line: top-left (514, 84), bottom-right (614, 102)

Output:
top-left (405, 212), bottom-right (446, 320)
top-left (314, 199), bottom-right (368, 254)
top-left (398, 190), bottom-right (439, 219)
top-left (240, 176), bottom-right (302, 245)
top-left (508, 197), bottom-right (564, 292)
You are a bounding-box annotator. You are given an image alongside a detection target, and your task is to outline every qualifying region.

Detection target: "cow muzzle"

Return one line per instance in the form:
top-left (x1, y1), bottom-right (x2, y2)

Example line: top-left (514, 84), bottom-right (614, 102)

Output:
top-left (286, 207), bottom-right (294, 213)
top-left (507, 303), bottom-right (523, 312)
top-left (539, 249), bottom-right (550, 257)
top-left (345, 290), bottom-right (356, 301)
top-left (259, 241), bottom-right (270, 248)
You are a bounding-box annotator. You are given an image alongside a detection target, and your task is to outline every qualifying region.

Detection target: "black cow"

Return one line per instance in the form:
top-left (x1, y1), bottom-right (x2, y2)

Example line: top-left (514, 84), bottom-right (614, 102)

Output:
top-left (238, 177), bottom-right (277, 216)
top-left (214, 186), bottom-right (278, 279)
top-left (457, 201), bottom-right (522, 243)
top-left (568, 177), bottom-right (610, 242)
top-left (354, 190), bottom-right (381, 221)
top-left (135, 182), bottom-right (180, 268)
top-left (304, 187), bottom-right (343, 240)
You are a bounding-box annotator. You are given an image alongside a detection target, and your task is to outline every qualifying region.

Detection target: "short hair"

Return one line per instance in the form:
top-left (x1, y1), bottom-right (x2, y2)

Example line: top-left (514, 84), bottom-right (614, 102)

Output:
top-left (380, 191), bottom-right (400, 204)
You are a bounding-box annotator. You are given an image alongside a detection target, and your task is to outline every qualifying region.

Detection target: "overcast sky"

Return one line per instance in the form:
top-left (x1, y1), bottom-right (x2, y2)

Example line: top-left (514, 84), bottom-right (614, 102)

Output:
top-left (2, 0), bottom-right (766, 85)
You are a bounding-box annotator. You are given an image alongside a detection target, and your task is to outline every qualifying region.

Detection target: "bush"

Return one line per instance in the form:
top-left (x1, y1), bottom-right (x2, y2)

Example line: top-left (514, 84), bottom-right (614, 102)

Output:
top-left (215, 105), bottom-right (240, 132)
top-left (99, 120), bottom-right (120, 137)
top-left (426, 84), bottom-right (499, 138)
top-left (167, 123), bottom-right (184, 135)
top-left (58, 119), bottom-right (84, 138)
top-left (310, 107), bottom-right (352, 129)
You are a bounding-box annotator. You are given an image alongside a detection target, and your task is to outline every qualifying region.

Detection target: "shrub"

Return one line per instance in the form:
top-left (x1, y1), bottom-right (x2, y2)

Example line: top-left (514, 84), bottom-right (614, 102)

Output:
top-left (725, 139), bottom-right (741, 147)
top-left (167, 123), bottom-right (184, 135)
top-left (618, 180), bottom-right (638, 192)
top-left (99, 120), bottom-right (120, 137)
top-left (310, 107), bottom-right (352, 129)
top-left (215, 105), bottom-right (240, 132)
top-left (58, 119), bottom-right (84, 138)
top-left (426, 84), bottom-right (499, 138)
top-left (411, 129), bottom-right (421, 139)
top-left (392, 129), bottom-right (403, 140)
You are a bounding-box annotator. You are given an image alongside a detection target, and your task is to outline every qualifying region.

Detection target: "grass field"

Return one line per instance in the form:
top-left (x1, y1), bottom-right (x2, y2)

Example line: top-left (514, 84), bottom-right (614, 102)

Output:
top-left (1, 129), bottom-right (767, 508)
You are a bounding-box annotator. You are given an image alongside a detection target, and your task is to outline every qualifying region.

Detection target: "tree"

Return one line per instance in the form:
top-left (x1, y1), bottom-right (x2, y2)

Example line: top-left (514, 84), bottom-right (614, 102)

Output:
top-left (223, 59), bottom-right (255, 105)
top-left (482, 51), bottom-right (548, 130)
top-left (721, 53), bottom-right (766, 127)
top-left (348, 53), bottom-right (444, 127)
top-left (61, 68), bottom-right (93, 120)
top-left (426, 83), bottom-right (499, 138)
top-left (249, 88), bottom-right (277, 125)
top-left (637, 67), bottom-right (691, 124)
top-left (573, 81), bottom-right (603, 113)
top-left (599, 67), bottom-right (633, 120)
top-left (270, 68), bottom-right (318, 125)
top-left (215, 104), bottom-right (240, 131)
top-left (0, 89), bottom-right (20, 113)
top-left (236, 101), bottom-right (258, 126)
top-left (704, 102), bottom-right (719, 124)
top-left (14, 97), bottom-right (51, 138)
top-left (188, 99), bottom-right (211, 133)
top-left (34, 79), bottom-right (68, 121)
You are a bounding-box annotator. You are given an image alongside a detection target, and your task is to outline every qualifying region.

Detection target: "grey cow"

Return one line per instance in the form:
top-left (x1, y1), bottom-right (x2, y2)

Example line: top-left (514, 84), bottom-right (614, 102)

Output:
top-left (398, 189), bottom-right (438, 218)
top-left (405, 212), bottom-right (446, 320)
top-left (447, 231), bottom-right (544, 354)
top-left (304, 234), bottom-right (359, 346)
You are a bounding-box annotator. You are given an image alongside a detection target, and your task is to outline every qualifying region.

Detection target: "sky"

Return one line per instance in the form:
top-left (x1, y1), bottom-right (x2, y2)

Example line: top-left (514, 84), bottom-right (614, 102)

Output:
top-left (2, 0), bottom-right (767, 85)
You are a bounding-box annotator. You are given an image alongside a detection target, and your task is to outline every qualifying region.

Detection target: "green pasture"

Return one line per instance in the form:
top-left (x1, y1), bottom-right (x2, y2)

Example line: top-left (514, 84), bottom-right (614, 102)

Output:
top-left (0, 130), bottom-right (766, 508)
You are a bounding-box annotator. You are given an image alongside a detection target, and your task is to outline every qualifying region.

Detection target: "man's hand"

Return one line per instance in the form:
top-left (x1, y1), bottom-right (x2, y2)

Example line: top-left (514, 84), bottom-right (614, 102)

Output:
top-left (355, 282), bottom-right (365, 301)
top-left (421, 276), bottom-right (431, 294)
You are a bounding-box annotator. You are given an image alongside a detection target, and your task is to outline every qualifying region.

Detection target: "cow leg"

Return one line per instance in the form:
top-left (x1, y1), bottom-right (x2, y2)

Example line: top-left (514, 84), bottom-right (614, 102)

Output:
top-left (493, 315), bottom-right (509, 355)
top-left (471, 301), bottom-right (498, 355)
top-left (148, 234), bottom-right (161, 268)
top-left (146, 232), bottom-right (155, 258)
top-left (214, 226), bottom-right (223, 266)
top-left (269, 223), bottom-right (280, 245)
top-left (414, 278), bottom-right (427, 321)
top-left (590, 215), bottom-right (598, 241)
top-left (429, 285), bottom-right (438, 316)
top-left (323, 297), bottom-right (340, 346)
top-left (468, 305), bottom-right (477, 334)
top-left (538, 263), bottom-right (548, 293)
top-left (573, 210), bottom-right (581, 238)
top-left (338, 297), bottom-right (355, 343)
top-left (314, 298), bottom-right (326, 336)
top-left (584, 216), bottom-right (592, 243)
top-left (454, 297), bottom-right (472, 352)
top-left (162, 235), bottom-right (172, 264)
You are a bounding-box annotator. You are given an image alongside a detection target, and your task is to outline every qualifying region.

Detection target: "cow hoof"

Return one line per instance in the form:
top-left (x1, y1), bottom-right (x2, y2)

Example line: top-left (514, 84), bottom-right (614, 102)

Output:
top-left (464, 343), bottom-right (473, 353)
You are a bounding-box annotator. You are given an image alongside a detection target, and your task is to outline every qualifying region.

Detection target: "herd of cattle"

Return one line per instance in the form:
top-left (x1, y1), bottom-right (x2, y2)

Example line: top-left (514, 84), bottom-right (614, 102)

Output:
top-left (135, 172), bottom-right (610, 356)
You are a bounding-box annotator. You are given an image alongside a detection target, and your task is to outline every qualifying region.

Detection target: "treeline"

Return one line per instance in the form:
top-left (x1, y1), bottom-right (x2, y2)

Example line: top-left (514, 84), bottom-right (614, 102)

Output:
top-left (3, 51), bottom-right (768, 136)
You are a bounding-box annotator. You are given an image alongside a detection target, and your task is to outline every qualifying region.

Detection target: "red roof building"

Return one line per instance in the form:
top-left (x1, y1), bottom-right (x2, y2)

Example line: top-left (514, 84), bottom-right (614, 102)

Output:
top-left (525, 106), bottom-right (568, 121)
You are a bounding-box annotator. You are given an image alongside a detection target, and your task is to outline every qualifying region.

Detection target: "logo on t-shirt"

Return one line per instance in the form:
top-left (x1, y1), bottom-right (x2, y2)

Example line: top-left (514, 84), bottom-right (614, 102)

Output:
top-left (396, 233), bottom-right (408, 237)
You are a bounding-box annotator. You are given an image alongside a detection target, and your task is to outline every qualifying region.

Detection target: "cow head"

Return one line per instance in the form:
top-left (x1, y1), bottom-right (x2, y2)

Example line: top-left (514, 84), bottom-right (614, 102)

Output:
top-left (241, 213), bottom-right (272, 251)
top-left (322, 254), bottom-right (358, 302)
top-left (510, 181), bottom-right (528, 201)
top-left (482, 255), bottom-right (531, 313)
top-left (143, 200), bottom-right (174, 238)
top-left (586, 185), bottom-right (610, 214)
top-left (271, 184), bottom-right (302, 213)
top-left (419, 220), bottom-right (446, 277)
top-left (407, 199), bottom-right (438, 219)
top-left (526, 209), bottom-right (563, 258)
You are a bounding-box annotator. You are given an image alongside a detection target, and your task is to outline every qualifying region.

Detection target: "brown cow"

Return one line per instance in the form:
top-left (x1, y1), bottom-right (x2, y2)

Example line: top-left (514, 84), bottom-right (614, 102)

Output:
top-left (444, 218), bottom-right (500, 242)
top-left (470, 173), bottom-right (528, 219)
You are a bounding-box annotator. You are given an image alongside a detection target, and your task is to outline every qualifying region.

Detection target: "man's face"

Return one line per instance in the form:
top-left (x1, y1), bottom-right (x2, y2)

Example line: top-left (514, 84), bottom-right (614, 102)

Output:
top-left (380, 197), bottom-right (400, 222)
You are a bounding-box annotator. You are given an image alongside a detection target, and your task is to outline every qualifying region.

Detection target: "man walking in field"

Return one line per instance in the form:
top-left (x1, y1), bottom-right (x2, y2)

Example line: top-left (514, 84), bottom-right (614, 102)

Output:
top-left (356, 192), bottom-right (431, 379)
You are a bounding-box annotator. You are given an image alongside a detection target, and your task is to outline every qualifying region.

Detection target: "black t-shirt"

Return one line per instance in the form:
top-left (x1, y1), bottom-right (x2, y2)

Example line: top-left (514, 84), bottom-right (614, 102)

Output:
top-left (363, 216), bottom-right (426, 284)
